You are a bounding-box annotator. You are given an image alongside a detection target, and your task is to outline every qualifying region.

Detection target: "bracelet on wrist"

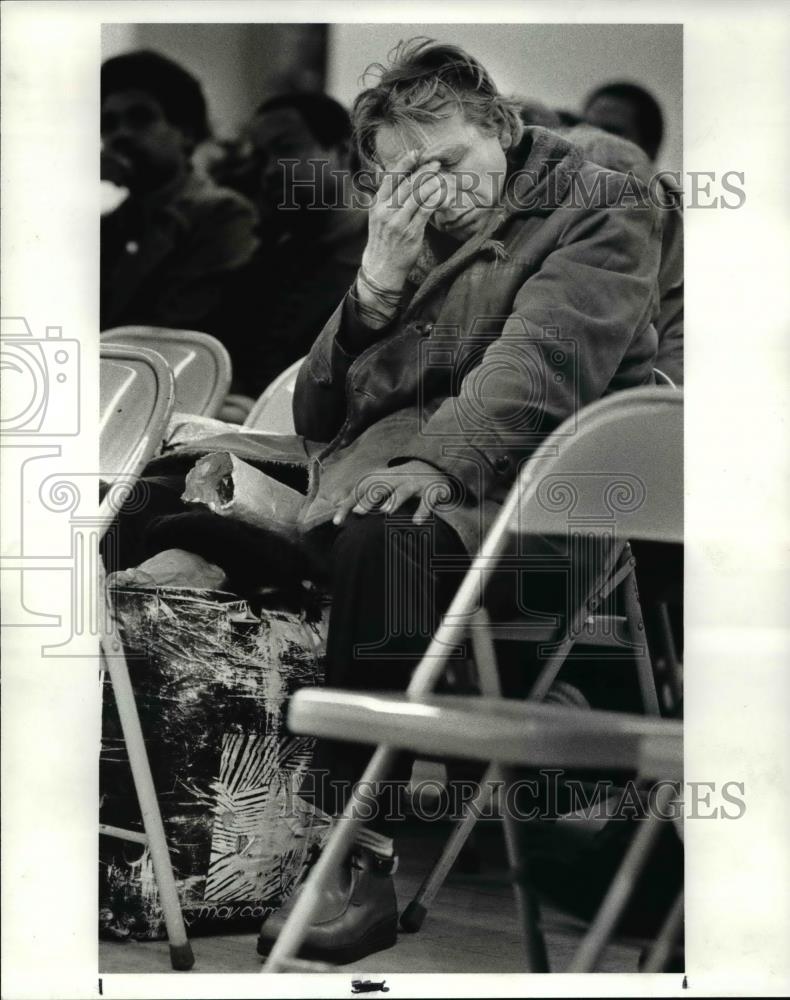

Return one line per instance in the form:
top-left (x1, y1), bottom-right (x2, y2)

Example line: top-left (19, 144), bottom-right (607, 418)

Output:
top-left (358, 264), bottom-right (405, 300)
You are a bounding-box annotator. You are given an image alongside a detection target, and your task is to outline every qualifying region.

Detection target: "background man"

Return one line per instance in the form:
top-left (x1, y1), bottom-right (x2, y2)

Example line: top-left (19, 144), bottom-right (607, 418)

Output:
top-left (100, 50), bottom-right (258, 332)
top-left (582, 80), bottom-right (665, 162)
top-left (210, 93), bottom-right (367, 401)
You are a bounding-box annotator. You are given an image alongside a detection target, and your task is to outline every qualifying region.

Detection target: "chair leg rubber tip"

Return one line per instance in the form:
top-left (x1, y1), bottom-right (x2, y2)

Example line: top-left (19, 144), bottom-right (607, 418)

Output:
top-left (169, 942), bottom-right (195, 970)
top-left (399, 900), bottom-right (427, 933)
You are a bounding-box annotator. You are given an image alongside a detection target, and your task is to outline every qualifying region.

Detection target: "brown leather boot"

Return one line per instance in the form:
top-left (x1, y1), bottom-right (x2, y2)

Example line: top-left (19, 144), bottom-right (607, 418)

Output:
top-left (257, 845), bottom-right (398, 965)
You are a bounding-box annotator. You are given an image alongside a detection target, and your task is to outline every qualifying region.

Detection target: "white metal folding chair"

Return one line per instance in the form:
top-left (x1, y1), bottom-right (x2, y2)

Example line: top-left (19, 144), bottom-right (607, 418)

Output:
top-left (102, 326), bottom-right (232, 418)
top-left (396, 369), bottom-right (682, 931)
top-left (99, 344), bottom-right (175, 530)
top-left (262, 385), bottom-right (683, 972)
top-left (243, 357), bottom-right (304, 433)
top-left (98, 344), bottom-right (195, 969)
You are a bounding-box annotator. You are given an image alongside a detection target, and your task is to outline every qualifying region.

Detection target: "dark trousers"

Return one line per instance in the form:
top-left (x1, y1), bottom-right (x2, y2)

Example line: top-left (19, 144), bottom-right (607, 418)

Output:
top-left (307, 508), bottom-right (471, 826)
top-left (102, 475), bottom-right (473, 830)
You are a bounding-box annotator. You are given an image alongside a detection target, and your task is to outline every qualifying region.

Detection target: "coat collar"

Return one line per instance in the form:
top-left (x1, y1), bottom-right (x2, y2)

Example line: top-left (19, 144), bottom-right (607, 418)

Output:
top-left (503, 125), bottom-right (583, 217)
top-left (402, 127), bottom-right (583, 320)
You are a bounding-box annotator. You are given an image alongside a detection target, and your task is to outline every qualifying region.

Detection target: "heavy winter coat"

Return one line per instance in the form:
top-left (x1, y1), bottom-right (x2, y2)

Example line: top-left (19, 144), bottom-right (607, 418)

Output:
top-left (151, 127), bottom-right (663, 556)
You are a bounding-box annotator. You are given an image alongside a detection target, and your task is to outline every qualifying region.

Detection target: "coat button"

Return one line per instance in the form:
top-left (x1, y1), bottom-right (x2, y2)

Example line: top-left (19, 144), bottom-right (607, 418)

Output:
top-left (424, 322), bottom-right (434, 334)
top-left (493, 455), bottom-right (511, 475)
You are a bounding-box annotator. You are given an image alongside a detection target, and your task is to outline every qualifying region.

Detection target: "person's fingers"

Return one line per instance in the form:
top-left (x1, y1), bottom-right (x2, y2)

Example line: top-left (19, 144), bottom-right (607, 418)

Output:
top-left (413, 473), bottom-right (455, 523)
top-left (351, 479), bottom-right (395, 516)
top-left (400, 175), bottom-right (447, 222)
top-left (381, 482), bottom-right (415, 514)
top-left (412, 494), bottom-right (432, 524)
top-left (376, 149), bottom-right (420, 202)
top-left (381, 160), bottom-right (441, 217)
top-left (350, 475), bottom-right (422, 516)
top-left (332, 493), bottom-right (358, 526)
top-left (390, 160), bottom-right (441, 210)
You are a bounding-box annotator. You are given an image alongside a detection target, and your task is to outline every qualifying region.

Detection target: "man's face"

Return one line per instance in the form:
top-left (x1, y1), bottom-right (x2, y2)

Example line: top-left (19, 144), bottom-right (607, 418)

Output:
top-left (374, 107), bottom-right (510, 241)
top-left (101, 89), bottom-right (191, 193)
top-left (247, 107), bottom-right (347, 213)
top-left (584, 95), bottom-right (644, 153)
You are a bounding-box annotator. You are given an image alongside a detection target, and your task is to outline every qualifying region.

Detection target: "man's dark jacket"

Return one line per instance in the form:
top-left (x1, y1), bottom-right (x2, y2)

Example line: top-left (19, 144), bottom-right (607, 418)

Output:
top-left (101, 170), bottom-right (258, 332)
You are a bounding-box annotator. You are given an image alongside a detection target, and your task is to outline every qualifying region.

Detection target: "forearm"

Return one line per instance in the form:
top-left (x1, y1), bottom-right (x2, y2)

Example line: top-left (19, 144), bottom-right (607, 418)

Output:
top-left (339, 266), bottom-right (404, 353)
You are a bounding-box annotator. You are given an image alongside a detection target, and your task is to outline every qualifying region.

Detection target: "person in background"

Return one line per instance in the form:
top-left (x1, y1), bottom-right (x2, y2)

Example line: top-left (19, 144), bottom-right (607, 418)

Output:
top-left (519, 98), bottom-right (683, 384)
top-left (100, 50), bottom-right (258, 333)
top-left (582, 81), bottom-right (665, 163)
top-left (209, 93), bottom-right (368, 405)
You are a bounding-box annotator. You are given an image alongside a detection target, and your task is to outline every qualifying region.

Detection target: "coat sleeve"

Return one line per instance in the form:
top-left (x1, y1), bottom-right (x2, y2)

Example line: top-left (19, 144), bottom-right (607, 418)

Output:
top-left (397, 200), bottom-right (662, 501)
top-left (292, 291), bottom-right (399, 440)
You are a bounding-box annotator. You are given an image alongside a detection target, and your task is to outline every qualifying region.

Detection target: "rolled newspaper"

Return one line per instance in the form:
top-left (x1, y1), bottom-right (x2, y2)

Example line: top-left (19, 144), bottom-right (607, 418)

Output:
top-left (182, 452), bottom-right (304, 539)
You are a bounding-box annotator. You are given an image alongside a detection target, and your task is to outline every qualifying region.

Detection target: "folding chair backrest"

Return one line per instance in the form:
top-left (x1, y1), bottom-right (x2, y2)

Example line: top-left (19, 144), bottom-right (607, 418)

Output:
top-left (98, 344), bottom-right (195, 968)
top-left (243, 357), bottom-right (304, 433)
top-left (513, 387), bottom-right (682, 545)
top-left (102, 326), bottom-right (231, 418)
top-left (100, 343), bottom-right (175, 485)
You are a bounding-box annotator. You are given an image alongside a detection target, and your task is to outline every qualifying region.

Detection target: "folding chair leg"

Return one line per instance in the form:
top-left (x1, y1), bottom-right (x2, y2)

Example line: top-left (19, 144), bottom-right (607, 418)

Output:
top-left (499, 765), bottom-right (550, 971)
top-left (402, 606), bottom-right (560, 939)
top-left (527, 634), bottom-right (576, 701)
top-left (529, 540), bottom-right (626, 701)
top-left (262, 484), bottom-right (537, 973)
top-left (568, 783), bottom-right (677, 972)
top-left (641, 890), bottom-right (684, 972)
top-left (653, 601), bottom-right (683, 714)
top-left (100, 568), bottom-right (194, 971)
top-left (401, 764), bottom-right (497, 932)
top-left (474, 614), bottom-right (549, 971)
top-left (621, 559), bottom-right (661, 716)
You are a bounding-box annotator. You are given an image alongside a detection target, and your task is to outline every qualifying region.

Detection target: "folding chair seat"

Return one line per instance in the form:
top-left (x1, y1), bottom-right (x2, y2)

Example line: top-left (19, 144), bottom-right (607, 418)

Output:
top-left (289, 690), bottom-right (683, 972)
top-left (98, 343), bottom-right (194, 969)
top-left (261, 385), bottom-right (683, 973)
top-left (290, 691), bottom-right (681, 777)
top-left (102, 326), bottom-right (232, 418)
top-left (243, 356), bottom-right (304, 433)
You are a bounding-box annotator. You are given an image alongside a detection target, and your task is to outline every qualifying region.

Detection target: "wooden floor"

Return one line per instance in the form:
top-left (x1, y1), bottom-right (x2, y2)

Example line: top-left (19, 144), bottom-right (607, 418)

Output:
top-left (100, 820), bottom-right (643, 975)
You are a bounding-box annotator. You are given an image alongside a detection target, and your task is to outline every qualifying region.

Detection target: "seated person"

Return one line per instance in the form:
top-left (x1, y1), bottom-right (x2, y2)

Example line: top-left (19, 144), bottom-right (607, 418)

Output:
top-left (100, 50), bottom-right (259, 332)
top-left (105, 39), bottom-right (664, 964)
top-left (582, 81), bottom-right (665, 163)
top-left (209, 93), bottom-right (367, 401)
top-left (520, 101), bottom-right (683, 384)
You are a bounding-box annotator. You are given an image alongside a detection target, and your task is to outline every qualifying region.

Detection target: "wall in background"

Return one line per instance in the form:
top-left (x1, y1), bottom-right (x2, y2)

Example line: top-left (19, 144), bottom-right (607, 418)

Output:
top-left (101, 23), bottom-right (682, 171)
top-left (327, 23), bottom-right (682, 172)
top-left (101, 24), bottom-right (326, 140)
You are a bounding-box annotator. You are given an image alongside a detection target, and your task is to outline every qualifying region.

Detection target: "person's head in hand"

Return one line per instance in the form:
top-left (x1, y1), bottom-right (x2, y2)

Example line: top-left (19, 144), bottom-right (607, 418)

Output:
top-left (353, 39), bottom-right (524, 242)
top-left (101, 50), bottom-right (210, 195)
